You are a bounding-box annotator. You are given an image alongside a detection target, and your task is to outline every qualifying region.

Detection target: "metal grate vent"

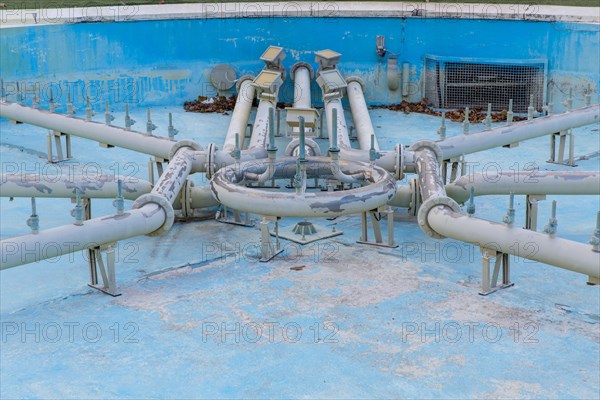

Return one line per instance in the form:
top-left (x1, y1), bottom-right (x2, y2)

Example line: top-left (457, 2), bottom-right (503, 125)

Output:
top-left (424, 56), bottom-right (546, 113)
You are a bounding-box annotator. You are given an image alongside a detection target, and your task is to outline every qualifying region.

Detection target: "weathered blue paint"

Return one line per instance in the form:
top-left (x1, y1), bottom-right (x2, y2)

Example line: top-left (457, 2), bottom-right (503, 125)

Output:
top-left (1, 18), bottom-right (598, 110)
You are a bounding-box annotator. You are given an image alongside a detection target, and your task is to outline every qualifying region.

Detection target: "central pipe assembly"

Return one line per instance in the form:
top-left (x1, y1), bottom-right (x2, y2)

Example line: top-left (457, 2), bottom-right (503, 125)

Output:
top-left (1, 45), bottom-right (599, 293)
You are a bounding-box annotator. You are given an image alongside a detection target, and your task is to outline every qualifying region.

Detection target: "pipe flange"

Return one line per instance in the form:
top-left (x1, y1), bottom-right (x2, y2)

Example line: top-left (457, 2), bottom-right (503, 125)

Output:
top-left (205, 143), bottom-right (217, 180)
top-left (182, 179), bottom-right (194, 218)
top-left (417, 196), bottom-right (461, 239)
top-left (285, 138), bottom-right (322, 157)
top-left (290, 62), bottom-right (315, 81)
top-left (169, 140), bottom-right (202, 160)
top-left (395, 143), bottom-right (404, 180)
top-left (346, 76), bottom-right (365, 91)
top-left (409, 140), bottom-right (442, 161)
top-left (235, 74), bottom-right (256, 93)
top-left (131, 193), bottom-right (175, 236)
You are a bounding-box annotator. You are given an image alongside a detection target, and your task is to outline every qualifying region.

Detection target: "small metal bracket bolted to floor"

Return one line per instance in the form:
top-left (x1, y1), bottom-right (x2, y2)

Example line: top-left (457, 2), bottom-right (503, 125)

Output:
top-left (479, 246), bottom-right (514, 296)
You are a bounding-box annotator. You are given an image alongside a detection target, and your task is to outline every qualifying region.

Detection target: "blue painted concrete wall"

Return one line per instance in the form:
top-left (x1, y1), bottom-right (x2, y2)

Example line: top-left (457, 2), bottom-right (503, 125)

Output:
top-left (1, 17), bottom-right (598, 110)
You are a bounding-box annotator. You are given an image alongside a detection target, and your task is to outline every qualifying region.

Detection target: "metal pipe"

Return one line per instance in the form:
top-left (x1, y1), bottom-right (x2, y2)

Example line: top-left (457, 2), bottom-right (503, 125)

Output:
top-left (427, 206), bottom-right (600, 279)
top-left (0, 174), bottom-right (152, 200)
top-left (438, 105), bottom-right (600, 160)
top-left (446, 171), bottom-right (600, 203)
top-left (0, 203), bottom-right (165, 270)
top-left (248, 93), bottom-right (278, 150)
top-left (151, 147), bottom-right (195, 205)
top-left (293, 66), bottom-right (312, 109)
top-left (0, 101), bottom-right (175, 159)
top-left (223, 76), bottom-right (256, 152)
top-left (347, 78), bottom-right (380, 151)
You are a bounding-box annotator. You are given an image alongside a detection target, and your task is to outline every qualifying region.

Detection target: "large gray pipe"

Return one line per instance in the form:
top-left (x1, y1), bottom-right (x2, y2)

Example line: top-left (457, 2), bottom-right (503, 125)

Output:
top-left (346, 77), bottom-right (380, 151)
top-left (438, 105), bottom-right (600, 160)
top-left (223, 76), bottom-right (256, 152)
top-left (0, 174), bottom-right (152, 200)
top-left (427, 206), bottom-right (600, 279)
top-left (0, 101), bottom-right (175, 159)
top-left (446, 171), bottom-right (600, 203)
top-left (411, 140), bottom-right (599, 279)
top-left (0, 203), bottom-right (165, 270)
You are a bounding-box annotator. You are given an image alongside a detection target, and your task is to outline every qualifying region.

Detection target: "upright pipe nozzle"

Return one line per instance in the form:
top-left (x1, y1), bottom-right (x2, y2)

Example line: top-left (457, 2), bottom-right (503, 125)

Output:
top-left (463, 107), bottom-right (470, 135)
top-left (298, 116), bottom-right (306, 162)
top-left (590, 211), bottom-right (600, 252)
top-left (544, 200), bottom-right (558, 236)
top-left (26, 197), bottom-right (39, 234)
top-left (113, 179), bottom-right (124, 215)
top-left (71, 189), bottom-right (83, 226)
top-left (502, 192), bottom-right (515, 226)
top-left (329, 107), bottom-right (339, 152)
top-left (168, 112), bottom-right (178, 140)
top-left (268, 107), bottom-right (276, 151)
top-left (466, 187), bottom-right (476, 216)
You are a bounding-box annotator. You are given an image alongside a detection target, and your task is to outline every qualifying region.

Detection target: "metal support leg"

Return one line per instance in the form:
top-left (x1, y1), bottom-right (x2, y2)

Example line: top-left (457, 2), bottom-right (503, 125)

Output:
top-left (216, 205), bottom-right (255, 227)
top-left (259, 216), bottom-right (283, 262)
top-left (47, 131), bottom-right (72, 163)
top-left (88, 242), bottom-right (121, 296)
top-left (148, 157), bottom-right (166, 185)
top-left (525, 194), bottom-right (546, 231)
top-left (479, 247), bottom-right (514, 296)
top-left (357, 207), bottom-right (398, 248)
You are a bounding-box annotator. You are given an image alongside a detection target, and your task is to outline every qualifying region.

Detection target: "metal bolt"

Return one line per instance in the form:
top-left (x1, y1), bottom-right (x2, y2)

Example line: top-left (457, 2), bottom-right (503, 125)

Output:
top-left (231, 133), bottom-right (241, 161)
top-left (66, 92), bottom-right (76, 116)
top-left (437, 112), bottom-right (446, 140)
top-left (584, 84), bottom-right (592, 107)
top-left (167, 112), bottom-right (178, 140)
top-left (104, 100), bottom-right (115, 125)
top-left (502, 193), bottom-right (515, 226)
top-left (463, 107), bottom-right (470, 135)
top-left (590, 211), bottom-right (600, 252)
top-left (49, 88), bottom-right (57, 112)
top-left (71, 189), bottom-right (84, 226)
top-left (527, 94), bottom-right (535, 120)
top-left (466, 187), bottom-right (476, 216)
top-left (485, 103), bottom-right (492, 129)
top-left (543, 200), bottom-right (558, 236)
top-left (507, 99), bottom-right (514, 125)
top-left (369, 134), bottom-right (382, 162)
top-left (26, 197), bottom-right (39, 234)
top-left (564, 88), bottom-right (573, 111)
top-left (112, 179), bottom-right (124, 215)
top-left (125, 103), bottom-right (136, 130)
top-left (146, 108), bottom-right (157, 134)
top-left (85, 96), bottom-right (94, 121)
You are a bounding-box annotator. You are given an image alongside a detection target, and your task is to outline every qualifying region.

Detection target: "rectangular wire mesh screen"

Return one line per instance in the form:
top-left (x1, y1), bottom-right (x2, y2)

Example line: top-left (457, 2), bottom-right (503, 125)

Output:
top-left (424, 56), bottom-right (546, 113)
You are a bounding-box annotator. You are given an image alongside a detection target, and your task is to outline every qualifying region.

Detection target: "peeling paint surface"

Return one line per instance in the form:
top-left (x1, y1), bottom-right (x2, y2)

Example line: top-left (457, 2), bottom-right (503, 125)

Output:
top-left (1, 104), bottom-right (599, 398)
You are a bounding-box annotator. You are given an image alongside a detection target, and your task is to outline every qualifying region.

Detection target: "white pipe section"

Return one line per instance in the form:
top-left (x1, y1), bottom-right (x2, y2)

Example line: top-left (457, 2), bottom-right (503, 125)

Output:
top-left (248, 95), bottom-right (278, 150)
top-left (223, 77), bottom-right (256, 152)
top-left (0, 203), bottom-right (165, 270)
top-left (293, 67), bottom-right (312, 109)
top-left (347, 79), bottom-right (380, 151)
top-left (0, 101), bottom-right (175, 159)
top-left (428, 206), bottom-right (600, 279)
top-left (190, 185), bottom-right (219, 209)
top-left (324, 97), bottom-right (352, 149)
top-left (446, 171), bottom-right (600, 203)
top-left (387, 184), bottom-right (412, 207)
top-left (0, 174), bottom-right (152, 200)
top-left (151, 147), bottom-right (195, 205)
top-left (438, 105), bottom-right (600, 160)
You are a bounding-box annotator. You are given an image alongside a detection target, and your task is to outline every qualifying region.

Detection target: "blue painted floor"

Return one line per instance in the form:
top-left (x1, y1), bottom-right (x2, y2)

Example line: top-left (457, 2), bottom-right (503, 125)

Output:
top-left (1, 106), bottom-right (599, 398)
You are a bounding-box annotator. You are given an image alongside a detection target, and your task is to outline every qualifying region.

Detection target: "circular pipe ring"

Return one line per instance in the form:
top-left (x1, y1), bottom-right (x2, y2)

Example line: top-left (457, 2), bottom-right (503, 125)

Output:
top-left (290, 62), bottom-right (315, 81)
top-left (346, 76), bottom-right (366, 91)
top-left (131, 193), bottom-right (175, 236)
top-left (235, 75), bottom-right (256, 93)
top-left (285, 138), bottom-right (322, 157)
top-left (417, 196), bottom-right (461, 239)
top-left (169, 139), bottom-right (202, 160)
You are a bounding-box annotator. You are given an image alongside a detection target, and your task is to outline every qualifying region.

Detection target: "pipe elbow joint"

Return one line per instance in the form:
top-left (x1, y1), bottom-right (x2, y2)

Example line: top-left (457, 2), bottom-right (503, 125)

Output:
top-left (417, 197), bottom-right (461, 239)
top-left (131, 193), bottom-right (175, 236)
